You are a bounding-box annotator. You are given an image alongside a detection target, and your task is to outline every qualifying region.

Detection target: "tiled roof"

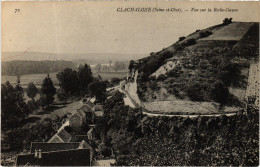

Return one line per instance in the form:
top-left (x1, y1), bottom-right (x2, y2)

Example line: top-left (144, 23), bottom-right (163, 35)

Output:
top-left (86, 101), bottom-right (95, 108)
top-left (94, 105), bottom-right (104, 111)
top-left (77, 110), bottom-right (86, 118)
top-left (16, 148), bottom-right (91, 166)
top-left (57, 129), bottom-right (72, 142)
top-left (78, 140), bottom-right (91, 149)
top-left (74, 135), bottom-right (89, 142)
top-left (79, 105), bottom-right (93, 113)
top-left (30, 142), bottom-right (81, 153)
top-left (48, 129), bottom-right (72, 143)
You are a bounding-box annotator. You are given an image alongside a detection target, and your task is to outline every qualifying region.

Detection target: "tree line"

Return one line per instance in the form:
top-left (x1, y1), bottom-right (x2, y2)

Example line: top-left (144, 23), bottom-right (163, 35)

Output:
top-left (1, 63), bottom-right (108, 131)
top-left (2, 60), bottom-right (76, 76)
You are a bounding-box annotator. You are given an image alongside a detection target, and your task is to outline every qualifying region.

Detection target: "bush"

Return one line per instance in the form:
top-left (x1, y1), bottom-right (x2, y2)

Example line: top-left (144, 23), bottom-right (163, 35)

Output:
top-left (27, 100), bottom-right (39, 113)
top-left (199, 31), bottom-right (212, 38)
top-left (111, 78), bottom-right (121, 85)
top-left (187, 83), bottom-right (206, 101)
top-left (57, 88), bottom-right (68, 101)
top-left (183, 38), bottom-right (196, 46)
top-left (157, 74), bottom-right (167, 81)
top-left (178, 36), bottom-right (185, 42)
top-left (223, 18), bottom-right (232, 25)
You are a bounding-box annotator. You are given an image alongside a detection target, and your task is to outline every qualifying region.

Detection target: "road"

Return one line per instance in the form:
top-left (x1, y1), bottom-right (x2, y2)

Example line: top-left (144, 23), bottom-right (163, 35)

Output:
top-left (119, 80), bottom-right (239, 118)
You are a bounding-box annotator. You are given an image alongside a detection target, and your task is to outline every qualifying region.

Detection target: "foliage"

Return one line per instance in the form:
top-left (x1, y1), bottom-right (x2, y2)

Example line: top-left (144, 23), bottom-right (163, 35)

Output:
top-left (40, 75), bottom-right (56, 107)
top-left (3, 117), bottom-right (57, 151)
top-left (157, 74), bottom-right (167, 81)
top-left (199, 31), bottom-right (212, 38)
top-left (211, 81), bottom-right (229, 105)
top-left (78, 64), bottom-right (94, 91)
top-left (88, 81), bottom-right (107, 103)
top-left (56, 68), bottom-right (80, 94)
top-left (182, 38), bottom-right (196, 46)
top-left (56, 64), bottom-right (94, 94)
top-left (128, 60), bottom-right (135, 73)
top-left (223, 18), bottom-right (233, 25)
top-left (111, 77), bottom-right (121, 85)
top-left (100, 95), bottom-right (259, 166)
top-left (27, 82), bottom-right (38, 100)
top-left (178, 36), bottom-right (186, 42)
top-left (27, 100), bottom-right (40, 113)
top-left (1, 81), bottom-right (28, 129)
top-left (56, 88), bottom-right (69, 101)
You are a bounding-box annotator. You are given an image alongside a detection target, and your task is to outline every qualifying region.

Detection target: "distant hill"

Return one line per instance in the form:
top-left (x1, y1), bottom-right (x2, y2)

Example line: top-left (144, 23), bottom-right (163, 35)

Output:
top-left (1, 60), bottom-right (76, 76)
top-left (1, 52), bottom-right (147, 64)
top-left (130, 21), bottom-right (259, 107)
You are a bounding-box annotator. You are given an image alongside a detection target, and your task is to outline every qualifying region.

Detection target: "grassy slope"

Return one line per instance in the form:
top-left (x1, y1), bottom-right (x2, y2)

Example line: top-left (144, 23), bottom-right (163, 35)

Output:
top-left (135, 22), bottom-right (258, 113)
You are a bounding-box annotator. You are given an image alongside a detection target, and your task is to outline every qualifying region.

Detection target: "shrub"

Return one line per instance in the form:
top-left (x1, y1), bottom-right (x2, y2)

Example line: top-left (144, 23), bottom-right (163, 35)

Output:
top-left (57, 88), bottom-right (68, 101)
top-left (111, 78), bottom-right (121, 85)
top-left (157, 74), bottom-right (167, 81)
top-left (183, 38), bottom-right (196, 46)
top-left (223, 18), bottom-right (232, 25)
top-left (199, 31), bottom-right (212, 38)
top-left (27, 100), bottom-right (39, 113)
top-left (178, 36), bottom-right (185, 42)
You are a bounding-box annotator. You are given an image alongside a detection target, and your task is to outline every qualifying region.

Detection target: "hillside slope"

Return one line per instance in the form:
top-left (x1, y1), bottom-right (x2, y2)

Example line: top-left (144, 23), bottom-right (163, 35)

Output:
top-left (128, 21), bottom-right (259, 114)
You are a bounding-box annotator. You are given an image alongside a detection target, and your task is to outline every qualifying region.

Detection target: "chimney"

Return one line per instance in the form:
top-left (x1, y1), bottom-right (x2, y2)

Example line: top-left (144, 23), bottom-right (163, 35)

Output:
top-left (34, 150), bottom-right (38, 158)
top-left (38, 149), bottom-right (42, 159)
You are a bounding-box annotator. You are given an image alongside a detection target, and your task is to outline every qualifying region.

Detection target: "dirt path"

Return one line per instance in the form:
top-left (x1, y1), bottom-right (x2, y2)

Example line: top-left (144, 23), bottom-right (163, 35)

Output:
top-left (142, 111), bottom-right (237, 118)
top-left (120, 79), bottom-right (239, 118)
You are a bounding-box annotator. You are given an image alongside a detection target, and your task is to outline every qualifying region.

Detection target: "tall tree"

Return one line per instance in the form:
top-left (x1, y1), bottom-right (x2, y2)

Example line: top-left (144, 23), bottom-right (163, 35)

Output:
top-left (56, 68), bottom-right (80, 94)
top-left (27, 82), bottom-right (38, 100)
top-left (78, 64), bottom-right (93, 91)
top-left (1, 81), bottom-right (28, 129)
top-left (40, 74), bottom-right (56, 107)
top-left (129, 60), bottom-right (135, 73)
top-left (88, 81), bottom-right (107, 103)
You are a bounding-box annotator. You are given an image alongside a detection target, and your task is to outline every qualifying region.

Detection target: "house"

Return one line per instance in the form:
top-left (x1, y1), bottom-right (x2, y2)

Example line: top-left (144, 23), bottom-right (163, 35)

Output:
top-left (92, 159), bottom-right (116, 166)
top-left (48, 129), bottom-right (72, 143)
top-left (78, 105), bottom-right (95, 124)
top-left (74, 135), bottom-right (89, 142)
top-left (94, 104), bottom-right (104, 117)
top-left (87, 128), bottom-right (96, 140)
top-left (16, 141), bottom-right (93, 166)
top-left (30, 142), bottom-right (83, 153)
top-left (86, 100), bottom-right (95, 109)
top-left (68, 109), bottom-right (86, 128)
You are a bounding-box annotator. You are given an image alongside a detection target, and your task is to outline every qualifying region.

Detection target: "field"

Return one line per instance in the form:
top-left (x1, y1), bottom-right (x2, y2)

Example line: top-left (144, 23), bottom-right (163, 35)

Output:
top-left (93, 71), bottom-right (127, 81)
top-left (200, 22), bottom-right (253, 41)
top-left (2, 70), bottom-right (128, 88)
top-left (1, 72), bottom-right (59, 88)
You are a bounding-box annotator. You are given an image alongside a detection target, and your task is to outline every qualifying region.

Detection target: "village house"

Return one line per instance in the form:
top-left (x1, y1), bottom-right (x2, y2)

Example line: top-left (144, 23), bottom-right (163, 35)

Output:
top-left (15, 100), bottom-right (114, 166)
top-left (68, 109), bottom-right (86, 128)
top-left (93, 104), bottom-right (104, 117)
top-left (16, 140), bottom-right (93, 166)
top-left (78, 104), bottom-right (95, 124)
top-left (48, 128), bottom-right (72, 143)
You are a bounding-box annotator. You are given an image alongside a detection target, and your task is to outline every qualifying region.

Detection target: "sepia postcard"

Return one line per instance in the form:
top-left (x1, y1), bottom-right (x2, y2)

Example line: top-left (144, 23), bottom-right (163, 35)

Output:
top-left (1, 1), bottom-right (260, 166)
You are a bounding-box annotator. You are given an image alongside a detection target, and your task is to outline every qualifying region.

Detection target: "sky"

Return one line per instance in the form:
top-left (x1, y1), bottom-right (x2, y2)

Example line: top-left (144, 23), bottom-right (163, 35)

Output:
top-left (2, 1), bottom-right (260, 59)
